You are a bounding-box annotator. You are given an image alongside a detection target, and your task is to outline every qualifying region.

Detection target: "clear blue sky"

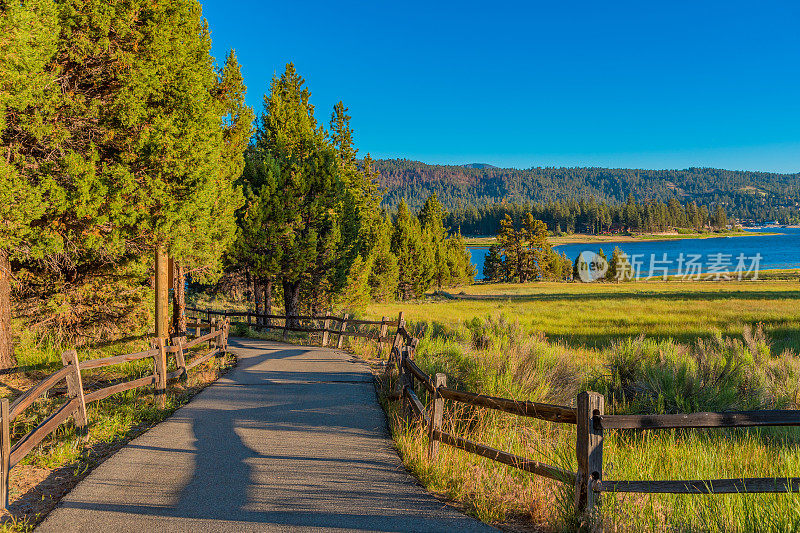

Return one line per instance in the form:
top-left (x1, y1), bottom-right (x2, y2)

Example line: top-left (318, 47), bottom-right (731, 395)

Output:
top-left (202, 0), bottom-right (800, 173)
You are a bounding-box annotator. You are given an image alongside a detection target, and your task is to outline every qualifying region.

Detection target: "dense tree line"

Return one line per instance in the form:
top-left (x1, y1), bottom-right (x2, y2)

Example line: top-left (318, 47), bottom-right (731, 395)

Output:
top-left (228, 66), bottom-right (473, 322)
top-left (374, 159), bottom-right (800, 225)
top-left (1, 0), bottom-right (251, 367)
top-left (446, 196), bottom-right (729, 236)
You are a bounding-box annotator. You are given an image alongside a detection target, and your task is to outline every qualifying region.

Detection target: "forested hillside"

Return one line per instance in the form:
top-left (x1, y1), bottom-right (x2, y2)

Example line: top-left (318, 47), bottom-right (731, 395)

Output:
top-left (374, 159), bottom-right (800, 224)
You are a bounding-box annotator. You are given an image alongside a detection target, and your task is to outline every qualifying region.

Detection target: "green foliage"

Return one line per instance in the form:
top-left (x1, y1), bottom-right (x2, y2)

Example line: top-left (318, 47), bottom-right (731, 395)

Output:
top-left (375, 158), bottom-right (798, 226)
top-left (391, 200), bottom-right (433, 299)
top-left (484, 213), bottom-right (563, 282)
top-left (607, 246), bottom-right (633, 281)
top-left (366, 215), bottom-right (399, 302)
top-left (1, 0), bottom-right (252, 348)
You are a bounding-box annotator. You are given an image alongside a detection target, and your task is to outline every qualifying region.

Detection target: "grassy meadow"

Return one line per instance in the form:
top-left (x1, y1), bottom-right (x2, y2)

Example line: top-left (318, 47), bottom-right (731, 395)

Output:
top-left (361, 279), bottom-right (800, 531)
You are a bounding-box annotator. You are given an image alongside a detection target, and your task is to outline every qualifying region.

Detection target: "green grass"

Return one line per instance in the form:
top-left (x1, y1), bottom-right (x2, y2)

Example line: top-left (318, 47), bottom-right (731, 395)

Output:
top-left (2, 326), bottom-right (235, 529)
top-left (362, 280), bottom-right (800, 531)
top-left (369, 280), bottom-right (800, 354)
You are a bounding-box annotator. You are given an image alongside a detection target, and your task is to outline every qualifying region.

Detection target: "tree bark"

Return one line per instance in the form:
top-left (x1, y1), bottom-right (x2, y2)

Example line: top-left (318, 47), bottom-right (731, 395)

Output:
top-left (282, 279), bottom-right (301, 329)
top-left (246, 270), bottom-right (252, 303)
top-left (154, 245), bottom-right (169, 339)
top-left (254, 277), bottom-right (263, 325)
top-left (263, 279), bottom-right (272, 327)
top-left (0, 250), bottom-right (15, 369)
top-left (172, 261), bottom-right (186, 337)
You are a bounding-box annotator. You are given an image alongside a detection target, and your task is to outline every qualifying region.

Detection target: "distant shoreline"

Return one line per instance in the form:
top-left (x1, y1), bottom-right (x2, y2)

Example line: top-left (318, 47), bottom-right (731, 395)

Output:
top-left (464, 230), bottom-right (779, 248)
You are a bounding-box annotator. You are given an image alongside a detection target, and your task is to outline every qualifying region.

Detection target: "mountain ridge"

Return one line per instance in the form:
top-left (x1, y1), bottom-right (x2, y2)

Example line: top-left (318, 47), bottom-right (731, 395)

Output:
top-left (372, 158), bottom-right (800, 223)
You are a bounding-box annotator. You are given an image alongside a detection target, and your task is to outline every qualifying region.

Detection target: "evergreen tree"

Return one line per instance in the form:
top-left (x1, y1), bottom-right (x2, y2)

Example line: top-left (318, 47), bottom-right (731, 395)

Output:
top-left (483, 244), bottom-right (504, 282)
top-left (445, 231), bottom-right (476, 286)
top-left (366, 214), bottom-right (399, 302)
top-left (232, 147), bottom-right (284, 323)
top-left (257, 63), bottom-right (339, 324)
top-left (608, 247), bottom-right (633, 282)
top-left (419, 194), bottom-right (449, 288)
top-left (391, 200), bottom-right (433, 299)
top-left (0, 0), bottom-right (59, 366)
top-left (1, 0), bottom-right (248, 363)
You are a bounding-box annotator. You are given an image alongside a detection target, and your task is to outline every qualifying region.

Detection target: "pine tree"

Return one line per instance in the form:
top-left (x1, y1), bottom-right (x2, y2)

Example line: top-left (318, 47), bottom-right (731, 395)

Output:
top-left (257, 63), bottom-right (339, 324)
top-left (0, 0), bottom-right (60, 366)
top-left (419, 194), bottom-right (449, 288)
top-left (232, 147), bottom-right (284, 322)
top-left (1, 0), bottom-right (249, 362)
top-left (608, 247), bottom-right (633, 282)
top-left (392, 200), bottom-right (432, 299)
top-left (483, 244), bottom-right (504, 282)
top-left (445, 231), bottom-right (475, 286)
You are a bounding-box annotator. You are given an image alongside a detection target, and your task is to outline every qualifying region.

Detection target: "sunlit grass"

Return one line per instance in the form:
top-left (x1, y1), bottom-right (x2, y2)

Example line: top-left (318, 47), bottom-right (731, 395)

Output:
top-left (363, 280), bottom-right (800, 531)
top-left (1, 330), bottom-right (235, 529)
top-left (368, 280), bottom-right (800, 354)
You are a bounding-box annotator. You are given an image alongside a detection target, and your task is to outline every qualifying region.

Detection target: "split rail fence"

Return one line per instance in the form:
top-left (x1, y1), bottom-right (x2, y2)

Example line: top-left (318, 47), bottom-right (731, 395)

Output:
top-left (195, 305), bottom-right (800, 520)
top-left (0, 319), bottom-right (230, 511)
top-left (8, 302), bottom-right (800, 520)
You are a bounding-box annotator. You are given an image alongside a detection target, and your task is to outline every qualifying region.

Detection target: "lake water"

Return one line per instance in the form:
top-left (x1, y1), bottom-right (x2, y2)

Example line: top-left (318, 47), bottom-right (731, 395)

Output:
top-left (468, 228), bottom-right (800, 279)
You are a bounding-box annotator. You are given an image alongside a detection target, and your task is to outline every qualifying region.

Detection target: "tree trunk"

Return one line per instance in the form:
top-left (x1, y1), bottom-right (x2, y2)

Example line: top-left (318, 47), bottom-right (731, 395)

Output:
top-left (172, 261), bottom-right (186, 337)
top-left (0, 250), bottom-right (15, 369)
top-left (282, 279), bottom-right (301, 329)
top-left (254, 277), bottom-right (263, 325)
top-left (246, 270), bottom-right (252, 303)
top-left (154, 245), bottom-right (169, 339)
top-left (263, 279), bottom-right (272, 327)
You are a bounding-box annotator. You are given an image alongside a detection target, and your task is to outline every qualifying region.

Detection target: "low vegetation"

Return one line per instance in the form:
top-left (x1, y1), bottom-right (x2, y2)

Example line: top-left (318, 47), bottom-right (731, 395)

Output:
top-left (357, 280), bottom-right (800, 531)
top-left (0, 329), bottom-right (235, 530)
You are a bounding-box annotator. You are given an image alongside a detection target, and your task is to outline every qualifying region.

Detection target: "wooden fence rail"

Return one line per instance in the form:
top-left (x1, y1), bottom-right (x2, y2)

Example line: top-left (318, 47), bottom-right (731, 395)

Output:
top-left (16, 301), bottom-right (797, 522)
top-left (185, 306), bottom-right (397, 347)
top-left (377, 317), bottom-right (800, 522)
top-left (0, 320), bottom-right (229, 511)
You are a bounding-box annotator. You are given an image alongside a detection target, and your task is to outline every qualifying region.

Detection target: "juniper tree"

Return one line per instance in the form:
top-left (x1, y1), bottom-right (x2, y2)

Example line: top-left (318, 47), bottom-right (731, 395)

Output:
top-left (0, 0), bottom-right (252, 362)
top-left (0, 0), bottom-right (59, 366)
top-left (257, 64), bottom-right (339, 324)
top-left (419, 194), bottom-right (450, 289)
top-left (170, 51), bottom-right (253, 334)
top-left (391, 200), bottom-right (433, 299)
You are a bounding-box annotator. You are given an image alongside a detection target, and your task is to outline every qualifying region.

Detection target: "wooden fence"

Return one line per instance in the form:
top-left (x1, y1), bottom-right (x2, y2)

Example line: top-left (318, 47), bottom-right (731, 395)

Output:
top-left (195, 304), bottom-right (800, 520)
top-left (185, 306), bottom-right (398, 352)
top-left (0, 320), bottom-right (230, 510)
top-left (10, 302), bottom-right (800, 520)
top-left (389, 323), bottom-right (800, 520)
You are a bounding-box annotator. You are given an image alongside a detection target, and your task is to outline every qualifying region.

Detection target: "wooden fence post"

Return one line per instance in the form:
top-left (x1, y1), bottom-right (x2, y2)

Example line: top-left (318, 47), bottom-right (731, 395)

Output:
top-left (575, 391), bottom-right (604, 521)
top-left (427, 373), bottom-right (446, 461)
top-left (223, 318), bottom-right (230, 352)
top-left (408, 338), bottom-right (418, 360)
top-left (397, 346), bottom-right (406, 412)
top-left (154, 338), bottom-right (167, 409)
top-left (61, 349), bottom-right (87, 434)
top-left (400, 347), bottom-right (415, 423)
top-left (322, 311), bottom-right (331, 347)
top-left (377, 316), bottom-right (389, 354)
top-left (172, 336), bottom-right (187, 380)
top-left (392, 311), bottom-right (405, 350)
top-left (1, 398), bottom-right (9, 511)
top-left (337, 313), bottom-right (349, 349)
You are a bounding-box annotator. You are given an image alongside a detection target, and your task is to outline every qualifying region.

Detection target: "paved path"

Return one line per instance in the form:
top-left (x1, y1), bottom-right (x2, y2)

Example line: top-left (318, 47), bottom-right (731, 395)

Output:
top-left (36, 338), bottom-right (495, 532)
